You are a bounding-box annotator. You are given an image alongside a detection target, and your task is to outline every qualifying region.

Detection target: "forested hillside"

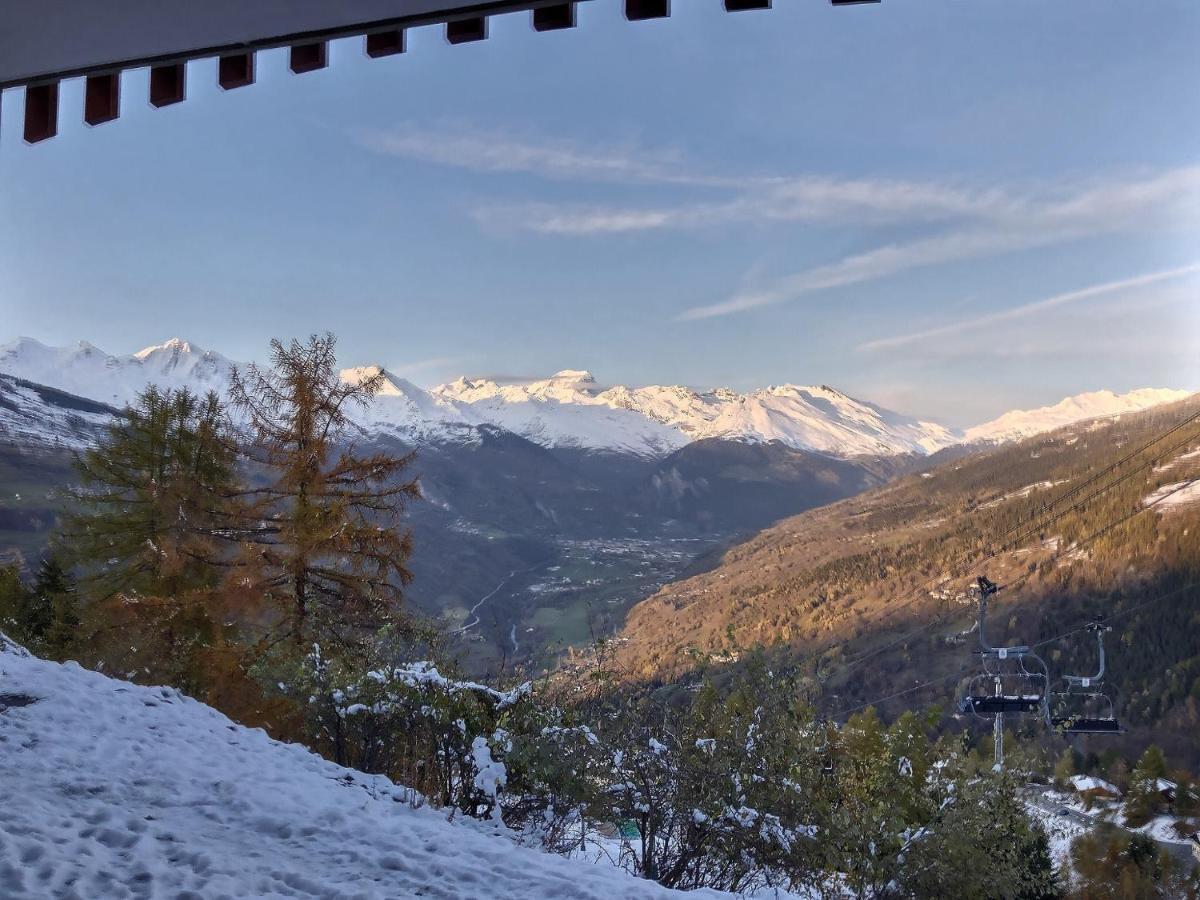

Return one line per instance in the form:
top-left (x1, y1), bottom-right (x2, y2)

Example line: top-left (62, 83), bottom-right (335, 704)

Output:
top-left (613, 395), bottom-right (1200, 763)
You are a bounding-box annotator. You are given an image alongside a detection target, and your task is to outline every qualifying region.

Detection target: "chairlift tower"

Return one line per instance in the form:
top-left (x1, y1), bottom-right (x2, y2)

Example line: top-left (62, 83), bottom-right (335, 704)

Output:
top-left (957, 576), bottom-right (1050, 770)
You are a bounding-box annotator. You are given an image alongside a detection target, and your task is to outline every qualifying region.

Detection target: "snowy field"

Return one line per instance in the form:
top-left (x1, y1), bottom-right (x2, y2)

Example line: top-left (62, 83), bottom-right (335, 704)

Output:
top-left (0, 634), bottom-right (730, 900)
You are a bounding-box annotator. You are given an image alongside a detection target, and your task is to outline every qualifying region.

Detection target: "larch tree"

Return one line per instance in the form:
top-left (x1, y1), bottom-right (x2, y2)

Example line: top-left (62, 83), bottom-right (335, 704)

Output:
top-left (226, 333), bottom-right (419, 661)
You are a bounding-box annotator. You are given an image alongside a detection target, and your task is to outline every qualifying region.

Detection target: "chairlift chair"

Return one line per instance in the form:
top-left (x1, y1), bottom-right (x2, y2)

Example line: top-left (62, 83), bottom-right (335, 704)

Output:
top-left (1047, 623), bottom-right (1123, 735)
top-left (957, 577), bottom-right (1050, 719)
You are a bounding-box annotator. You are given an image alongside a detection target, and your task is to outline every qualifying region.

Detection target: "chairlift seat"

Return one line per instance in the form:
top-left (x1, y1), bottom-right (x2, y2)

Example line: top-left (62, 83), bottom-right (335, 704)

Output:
top-left (1051, 716), bottom-right (1122, 734)
top-left (966, 695), bottom-right (1044, 715)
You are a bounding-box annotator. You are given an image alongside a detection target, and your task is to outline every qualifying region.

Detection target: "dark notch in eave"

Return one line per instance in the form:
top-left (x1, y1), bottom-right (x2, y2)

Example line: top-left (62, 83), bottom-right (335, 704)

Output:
top-left (23, 82), bottom-right (58, 143)
top-left (149, 63), bottom-right (186, 107)
top-left (366, 29), bottom-right (406, 57)
top-left (446, 17), bottom-right (488, 43)
top-left (533, 3), bottom-right (576, 31)
top-left (218, 52), bottom-right (255, 90)
top-left (84, 73), bottom-right (120, 126)
top-left (625, 0), bottom-right (668, 20)
top-left (290, 41), bottom-right (328, 74)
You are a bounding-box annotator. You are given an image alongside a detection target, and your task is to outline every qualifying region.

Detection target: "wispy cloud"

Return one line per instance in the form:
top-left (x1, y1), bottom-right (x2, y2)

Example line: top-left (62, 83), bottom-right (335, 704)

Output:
top-left (856, 262), bottom-right (1200, 352)
top-left (357, 125), bottom-right (1200, 327)
top-left (359, 124), bottom-right (1031, 230)
top-left (357, 126), bottom-right (709, 186)
top-left (472, 178), bottom-right (1027, 235)
top-left (679, 165), bottom-right (1200, 320)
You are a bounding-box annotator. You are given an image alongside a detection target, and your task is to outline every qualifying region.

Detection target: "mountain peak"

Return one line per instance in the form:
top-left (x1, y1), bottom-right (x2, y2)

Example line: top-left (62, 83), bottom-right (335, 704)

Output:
top-left (133, 337), bottom-right (199, 359)
top-left (339, 365), bottom-right (426, 400)
top-left (549, 369), bottom-right (596, 384)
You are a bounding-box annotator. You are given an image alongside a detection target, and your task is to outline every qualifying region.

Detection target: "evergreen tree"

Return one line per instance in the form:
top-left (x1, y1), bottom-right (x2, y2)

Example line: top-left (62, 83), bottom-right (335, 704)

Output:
top-left (62, 386), bottom-right (238, 599)
top-left (227, 334), bottom-right (420, 659)
top-left (58, 387), bottom-right (239, 687)
top-left (900, 772), bottom-right (1061, 900)
top-left (1053, 747), bottom-right (1077, 788)
top-left (33, 557), bottom-right (79, 660)
top-left (1125, 745), bottom-right (1168, 826)
top-left (0, 563), bottom-right (32, 643)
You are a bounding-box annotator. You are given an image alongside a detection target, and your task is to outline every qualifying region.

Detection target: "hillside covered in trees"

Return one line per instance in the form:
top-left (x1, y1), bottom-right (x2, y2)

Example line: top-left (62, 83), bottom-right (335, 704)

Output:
top-left (612, 395), bottom-right (1200, 763)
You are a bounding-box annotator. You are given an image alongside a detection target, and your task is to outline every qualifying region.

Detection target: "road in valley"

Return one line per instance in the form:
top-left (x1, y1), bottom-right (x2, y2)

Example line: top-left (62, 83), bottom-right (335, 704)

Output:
top-left (1023, 785), bottom-right (1196, 870)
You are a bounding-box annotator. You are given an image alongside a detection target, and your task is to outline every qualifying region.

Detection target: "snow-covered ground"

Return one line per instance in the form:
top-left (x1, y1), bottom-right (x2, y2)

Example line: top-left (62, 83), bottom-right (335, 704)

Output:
top-left (0, 634), bottom-right (730, 900)
top-left (1143, 478), bottom-right (1200, 511)
top-left (1022, 800), bottom-right (1087, 876)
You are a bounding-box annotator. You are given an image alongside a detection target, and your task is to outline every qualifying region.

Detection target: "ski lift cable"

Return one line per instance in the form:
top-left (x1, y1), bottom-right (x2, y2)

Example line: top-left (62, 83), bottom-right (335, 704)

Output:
top-left (797, 418), bottom-right (1200, 716)
top-left (984, 405), bottom-right (1200, 548)
top-left (825, 475), bottom-right (1200, 716)
top-left (828, 666), bottom-right (972, 720)
top-left (1031, 577), bottom-right (1200, 652)
top-left (824, 420), bottom-right (1200, 663)
top-left (994, 473), bottom-right (1200, 620)
top-left (831, 524), bottom-right (1199, 723)
top-left (992, 425), bottom-right (1200, 557)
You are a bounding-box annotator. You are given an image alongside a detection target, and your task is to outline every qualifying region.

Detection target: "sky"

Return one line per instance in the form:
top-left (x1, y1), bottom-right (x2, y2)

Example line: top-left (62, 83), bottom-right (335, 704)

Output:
top-left (1, 0), bottom-right (1198, 427)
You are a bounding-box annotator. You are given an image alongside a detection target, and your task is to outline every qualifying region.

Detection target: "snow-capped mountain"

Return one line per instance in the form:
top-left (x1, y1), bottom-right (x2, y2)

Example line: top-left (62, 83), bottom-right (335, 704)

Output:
top-left (963, 388), bottom-right (1193, 445)
top-left (0, 337), bottom-right (1190, 459)
top-left (0, 337), bottom-right (955, 458)
top-left (0, 337), bottom-right (233, 409)
top-left (0, 373), bottom-right (116, 451)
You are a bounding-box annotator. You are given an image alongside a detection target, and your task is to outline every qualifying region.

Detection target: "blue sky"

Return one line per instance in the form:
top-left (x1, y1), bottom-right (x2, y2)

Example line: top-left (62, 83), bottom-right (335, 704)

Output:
top-left (1, 0), bottom-right (1198, 426)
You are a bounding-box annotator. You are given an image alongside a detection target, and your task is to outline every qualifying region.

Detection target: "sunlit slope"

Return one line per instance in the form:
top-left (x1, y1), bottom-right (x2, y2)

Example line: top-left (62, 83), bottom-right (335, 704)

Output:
top-left (614, 395), bottom-right (1200, 755)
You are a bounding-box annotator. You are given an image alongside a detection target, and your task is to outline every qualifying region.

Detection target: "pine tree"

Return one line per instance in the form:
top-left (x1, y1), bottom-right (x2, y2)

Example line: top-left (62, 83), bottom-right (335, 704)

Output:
top-left (1053, 748), bottom-right (1076, 788)
top-left (0, 563), bottom-right (33, 643)
top-left (1125, 745), bottom-right (1168, 826)
top-left (62, 386), bottom-right (238, 599)
top-left (57, 387), bottom-right (239, 687)
top-left (33, 557), bottom-right (79, 660)
top-left (227, 334), bottom-right (419, 659)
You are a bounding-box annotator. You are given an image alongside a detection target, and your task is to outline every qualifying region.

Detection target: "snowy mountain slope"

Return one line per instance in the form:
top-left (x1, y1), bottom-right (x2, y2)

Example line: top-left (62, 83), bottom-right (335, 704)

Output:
top-left (964, 389), bottom-right (1193, 444)
top-left (431, 371), bottom-right (952, 457)
top-left (0, 634), bottom-right (728, 900)
top-left (0, 336), bottom-right (1189, 459)
top-left (0, 337), bottom-right (233, 410)
top-left (0, 373), bottom-right (116, 451)
top-left (0, 338), bottom-right (948, 458)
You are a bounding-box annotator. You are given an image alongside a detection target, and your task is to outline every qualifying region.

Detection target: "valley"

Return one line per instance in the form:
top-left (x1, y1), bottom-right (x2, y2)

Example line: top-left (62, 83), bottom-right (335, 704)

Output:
top-left (2, 336), bottom-right (1196, 692)
top-left (444, 534), bottom-right (721, 674)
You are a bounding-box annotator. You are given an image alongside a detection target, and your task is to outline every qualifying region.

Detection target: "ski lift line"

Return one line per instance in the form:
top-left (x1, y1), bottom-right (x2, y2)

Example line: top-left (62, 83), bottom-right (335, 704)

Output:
top-left (801, 422), bottom-right (1200, 710)
top-left (993, 473), bottom-right (1200, 631)
top-left (837, 537), bottom-right (1198, 726)
top-left (993, 424), bottom-right (1200, 557)
top-left (828, 666), bottom-right (970, 720)
top-left (983, 405), bottom-right (1200, 548)
top-left (1030, 578), bottom-right (1200, 653)
top-left (820, 475), bottom-right (1200, 716)
top-left (830, 615), bottom-right (943, 674)
top-left (825, 422), bottom-right (1200, 661)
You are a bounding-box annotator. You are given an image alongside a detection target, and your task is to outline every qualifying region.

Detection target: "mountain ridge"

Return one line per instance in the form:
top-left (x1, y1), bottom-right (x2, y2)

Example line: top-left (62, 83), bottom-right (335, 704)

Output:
top-left (0, 335), bottom-right (1188, 461)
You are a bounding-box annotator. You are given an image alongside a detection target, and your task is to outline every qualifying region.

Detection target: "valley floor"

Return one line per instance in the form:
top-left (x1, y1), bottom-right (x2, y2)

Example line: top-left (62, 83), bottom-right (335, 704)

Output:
top-left (0, 634), bottom-right (729, 900)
